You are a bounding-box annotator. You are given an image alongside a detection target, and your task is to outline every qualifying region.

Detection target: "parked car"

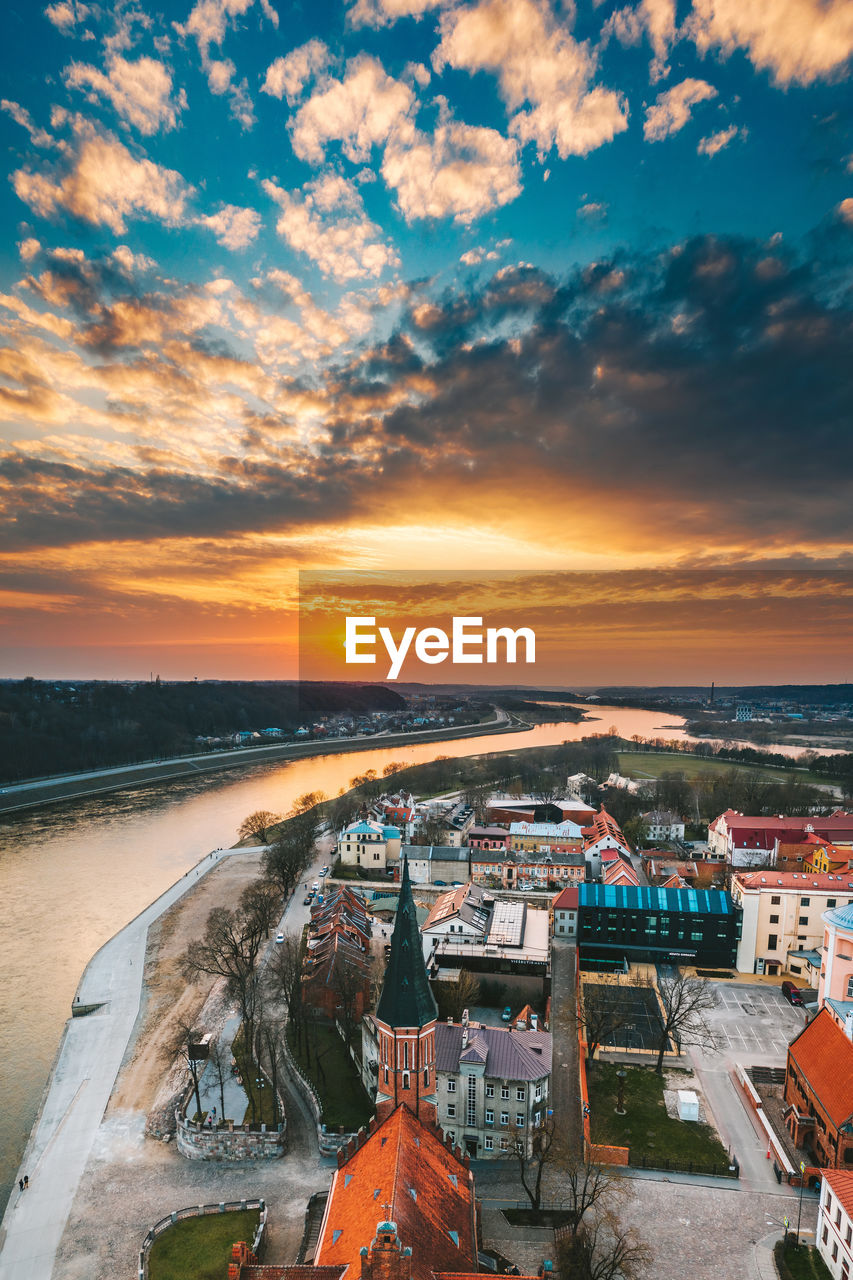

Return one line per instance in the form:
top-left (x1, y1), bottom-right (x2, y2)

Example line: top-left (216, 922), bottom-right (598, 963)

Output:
top-left (312, 881), bottom-right (320, 890)
top-left (781, 981), bottom-right (804, 1005)
top-left (275, 932), bottom-right (284, 944)
top-left (303, 894), bottom-right (313, 905)
top-left (501, 1006), bottom-right (512, 1022)
top-left (320, 867), bottom-right (329, 876)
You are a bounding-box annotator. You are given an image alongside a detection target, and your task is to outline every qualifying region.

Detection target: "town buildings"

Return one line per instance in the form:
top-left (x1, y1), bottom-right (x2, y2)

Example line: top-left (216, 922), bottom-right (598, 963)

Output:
top-left (642, 809), bottom-right (686, 842)
top-left (338, 818), bottom-right (402, 872)
top-left (817, 1171), bottom-right (853, 1279)
top-left (432, 1014), bottom-right (552, 1158)
top-left (577, 884), bottom-right (741, 969)
top-left (420, 883), bottom-right (550, 984)
top-left (405, 845), bottom-right (471, 886)
top-left (708, 811), bottom-right (853, 869)
top-left (819, 902), bottom-right (853, 1033)
top-left (552, 886), bottom-right (578, 938)
top-left (731, 871), bottom-right (853, 976)
top-left (784, 1008), bottom-right (853, 1171)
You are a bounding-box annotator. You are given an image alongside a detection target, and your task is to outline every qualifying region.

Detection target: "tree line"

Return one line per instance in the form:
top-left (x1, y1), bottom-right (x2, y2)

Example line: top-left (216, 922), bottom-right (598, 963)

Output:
top-left (0, 678), bottom-right (403, 782)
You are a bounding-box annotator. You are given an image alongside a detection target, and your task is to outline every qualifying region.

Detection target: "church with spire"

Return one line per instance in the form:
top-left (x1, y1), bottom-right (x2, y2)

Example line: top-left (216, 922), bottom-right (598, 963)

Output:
top-left (224, 856), bottom-right (543, 1280)
top-left (370, 856), bottom-right (439, 1122)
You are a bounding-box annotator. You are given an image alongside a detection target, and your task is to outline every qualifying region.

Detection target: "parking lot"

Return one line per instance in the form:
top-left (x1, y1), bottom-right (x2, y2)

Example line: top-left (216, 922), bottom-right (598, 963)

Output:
top-left (703, 981), bottom-right (806, 1060)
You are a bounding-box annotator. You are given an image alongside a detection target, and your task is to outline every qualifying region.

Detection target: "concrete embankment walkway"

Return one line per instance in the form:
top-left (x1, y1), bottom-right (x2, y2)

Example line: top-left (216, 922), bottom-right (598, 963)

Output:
top-left (0, 845), bottom-right (264, 1280)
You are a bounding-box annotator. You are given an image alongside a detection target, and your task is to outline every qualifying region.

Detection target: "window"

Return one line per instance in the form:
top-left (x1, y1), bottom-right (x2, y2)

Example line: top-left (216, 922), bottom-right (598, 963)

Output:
top-left (534, 1111), bottom-right (541, 1127)
top-left (832, 1243), bottom-right (838, 1262)
top-left (424, 1068), bottom-right (429, 1086)
top-left (447, 1079), bottom-right (456, 1092)
top-left (501, 1086), bottom-right (510, 1099)
top-left (485, 1084), bottom-right (494, 1098)
top-left (467, 1074), bottom-right (477, 1128)
top-left (485, 1109), bottom-right (494, 1124)
top-left (828, 899), bottom-right (837, 908)
top-left (517, 1087), bottom-right (526, 1101)
top-left (841, 1258), bottom-right (849, 1280)
top-left (801, 897), bottom-right (810, 906)
top-left (402, 1072), bottom-right (410, 1090)
top-left (500, 1111), bottom-right (509, 1126)
top-left (823, 1226), bottom-right (829, 1244)
top-left (516, 1113), bottom-right (525, 1126)
top-left (447, 1104), bottom-right (456, 1118)
top-left (768, 934), bottom-right (778, 950)
top-left (769, 914), bottom-right (779, 924)
top-left (484, 1136), bottom-right (493, 1151)
top-left (771, 895), bottom-right (781, 904)
top-left (799, 916), bottom-right (808, 926)
top-left (447, 1130), bottom-right (456, 1143)
top-left (836, 1209), bottom-right (843, 1228)
top-left (500, 1137), bottom-right (509, 1150)
top-left (847, 1225), bottom-right (852, 1246)
top-left (535, 1085), bottom-right (542, 1101)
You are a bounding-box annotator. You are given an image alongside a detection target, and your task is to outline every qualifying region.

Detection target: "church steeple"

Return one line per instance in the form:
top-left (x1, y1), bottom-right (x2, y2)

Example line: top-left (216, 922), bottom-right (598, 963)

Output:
top-left (373, 856), bottom-right (438, 1121)
top-left (376, 857), bottom-right (438, 1029)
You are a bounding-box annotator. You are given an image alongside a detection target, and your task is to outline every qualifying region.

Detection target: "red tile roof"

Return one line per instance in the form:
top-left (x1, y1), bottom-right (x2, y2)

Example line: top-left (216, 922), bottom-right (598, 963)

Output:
top-left (553, 887), bottom-right (579, 910)
top-left (787, 1008), bottom-right (853, 1129)
top-left (823, 1170), bottom-right (853, 1217)
top-left (315, 1106), bottom-right (477, 1280)
top-left (735, 871), bottom-right (853, 892)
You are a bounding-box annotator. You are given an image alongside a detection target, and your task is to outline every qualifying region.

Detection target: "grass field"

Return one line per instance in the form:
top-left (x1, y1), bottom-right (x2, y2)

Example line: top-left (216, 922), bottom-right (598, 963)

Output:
top-left (616, 750), bottom-right (830, 787)
top-left (148, 1209), bottom-right (260, 1280)
top-left (287, 1020), bottom-right (373, 1130)
top-left (587, 1062), bottom-right (734, 1172)
top-left (774, 1240), bottom-right (833, 1280)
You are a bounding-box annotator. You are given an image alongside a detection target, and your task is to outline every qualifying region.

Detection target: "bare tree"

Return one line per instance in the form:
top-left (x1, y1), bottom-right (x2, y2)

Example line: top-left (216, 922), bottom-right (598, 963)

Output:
top-left (263, 834), bottom-right (313, 901)
top-left (238, 810), bottom-right (281, 844)
top-left (411, 811), bottom-right (448, 846)
top-left (168, 1020), bottom-right (208, 1121)
top-left (654, 970), bottom-right (718, 1072)
top-left (511, 1114), bottom-right (560, 1213)
top-left (265, 932), bottom-right (306, 1053)
top-left (332, 950), bottom-right (369, 1045)
top-left (182, 906), bottom-right (266, 1072)
top-left (443, 969), bottom-right (481, 1022)
top-left (562, 1155), bottom-right (626, 1237)
top-left (239, 878), bottom-right (281, 938)
top-left (576, 976), bottom-right (638, 1062)
top-left (206, 1038), bottom-right (232, 1123)
top-left (557, 1213), bottom-right (651, 1280)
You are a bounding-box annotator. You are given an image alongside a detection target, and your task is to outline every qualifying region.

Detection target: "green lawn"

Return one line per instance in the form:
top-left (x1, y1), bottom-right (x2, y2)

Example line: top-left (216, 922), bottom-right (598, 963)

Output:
top-left (230, 1029), bottom-right (280, 1127)
top-left (775, 1240), bottom-right (833, 1280)
top-left (287, 1020), bottom-right (374, 1131)
top-left (587, 1062), bottom-right (734, 1173)
top-left (616, 750), bottom-right (829, 787)
top-left (148, 1209), bottom-right (260, 1280)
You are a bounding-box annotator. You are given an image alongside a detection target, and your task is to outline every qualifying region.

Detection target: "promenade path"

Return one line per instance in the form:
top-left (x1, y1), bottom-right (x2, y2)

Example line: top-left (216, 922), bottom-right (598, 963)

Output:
top-left (0, 844), bottom-right (265, 1280)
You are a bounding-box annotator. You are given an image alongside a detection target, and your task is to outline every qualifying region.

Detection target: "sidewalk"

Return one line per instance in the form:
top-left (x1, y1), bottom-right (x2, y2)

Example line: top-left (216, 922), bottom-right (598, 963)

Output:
top-left (0, 845), bottom-right (257, 1280)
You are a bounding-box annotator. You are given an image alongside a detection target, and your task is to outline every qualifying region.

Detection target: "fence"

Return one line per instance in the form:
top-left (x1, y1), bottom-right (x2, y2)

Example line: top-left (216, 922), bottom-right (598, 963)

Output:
top-left (176, 1109), bottom-right (286, 1160)
top-left (138, 1198), bottom-right (266, 1280)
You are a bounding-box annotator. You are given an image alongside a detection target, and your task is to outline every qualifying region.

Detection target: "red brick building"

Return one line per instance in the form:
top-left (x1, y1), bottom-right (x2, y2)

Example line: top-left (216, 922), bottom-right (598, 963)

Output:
top-left (784, 1008), bottom-right (853, 1171)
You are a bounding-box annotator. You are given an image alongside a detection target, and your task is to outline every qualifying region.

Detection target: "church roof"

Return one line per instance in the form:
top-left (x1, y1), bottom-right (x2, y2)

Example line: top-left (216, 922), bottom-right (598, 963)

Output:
top-left (315, 1105), bottom-right (477, 1280)
top-left (376, 858), bottom-right (438, 1030)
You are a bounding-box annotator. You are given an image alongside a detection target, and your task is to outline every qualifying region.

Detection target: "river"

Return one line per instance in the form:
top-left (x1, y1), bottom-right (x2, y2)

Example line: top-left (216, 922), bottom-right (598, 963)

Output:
top-left (0, 703), bottom-right (828, 1209)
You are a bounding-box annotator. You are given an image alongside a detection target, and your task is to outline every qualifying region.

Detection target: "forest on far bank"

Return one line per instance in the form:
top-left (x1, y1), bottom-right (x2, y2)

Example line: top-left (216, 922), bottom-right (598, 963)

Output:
top-left (0, 679), bottom-right (406, 783)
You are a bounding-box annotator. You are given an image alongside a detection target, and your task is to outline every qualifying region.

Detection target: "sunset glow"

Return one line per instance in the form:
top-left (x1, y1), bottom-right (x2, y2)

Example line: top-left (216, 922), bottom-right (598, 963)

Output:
top-left (1, 0), bottom-right (851, 679)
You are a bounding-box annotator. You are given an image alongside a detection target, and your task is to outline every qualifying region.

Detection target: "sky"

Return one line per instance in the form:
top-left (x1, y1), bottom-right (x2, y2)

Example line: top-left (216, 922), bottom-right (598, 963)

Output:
top-left (0, 0), bottom-right (851, 681)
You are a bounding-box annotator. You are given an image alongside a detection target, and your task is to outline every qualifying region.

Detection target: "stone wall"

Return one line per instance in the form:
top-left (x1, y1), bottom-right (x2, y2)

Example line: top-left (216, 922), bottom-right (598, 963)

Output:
top-left (176, 1111), bottom-right (285, 1161)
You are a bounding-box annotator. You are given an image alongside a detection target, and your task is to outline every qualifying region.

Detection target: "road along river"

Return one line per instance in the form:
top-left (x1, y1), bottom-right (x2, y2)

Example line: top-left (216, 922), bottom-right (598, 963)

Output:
top-left (0, 702), bottom-right (823, 1211)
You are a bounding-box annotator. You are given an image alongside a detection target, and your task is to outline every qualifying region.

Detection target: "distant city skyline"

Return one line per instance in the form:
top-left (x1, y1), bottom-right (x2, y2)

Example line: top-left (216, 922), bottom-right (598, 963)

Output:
top-left (1, 0), bottom-right (851, 679)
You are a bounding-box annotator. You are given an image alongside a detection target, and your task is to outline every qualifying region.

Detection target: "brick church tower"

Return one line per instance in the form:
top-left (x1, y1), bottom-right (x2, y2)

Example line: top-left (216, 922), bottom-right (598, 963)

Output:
top-left (373, 857), bottom-right (438, 1122)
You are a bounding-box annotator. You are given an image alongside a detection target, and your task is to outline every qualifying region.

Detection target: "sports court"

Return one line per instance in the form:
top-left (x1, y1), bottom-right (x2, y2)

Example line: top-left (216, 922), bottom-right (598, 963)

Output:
top-left (583, 980), bottom-right (668, 1052)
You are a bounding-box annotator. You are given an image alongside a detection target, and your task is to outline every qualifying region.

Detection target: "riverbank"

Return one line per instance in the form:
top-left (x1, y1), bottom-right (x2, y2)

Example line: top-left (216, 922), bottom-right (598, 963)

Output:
top-left (0, 710), bottom-right (530, 815)
top-left (0, 843), bottom-right (266, 1280)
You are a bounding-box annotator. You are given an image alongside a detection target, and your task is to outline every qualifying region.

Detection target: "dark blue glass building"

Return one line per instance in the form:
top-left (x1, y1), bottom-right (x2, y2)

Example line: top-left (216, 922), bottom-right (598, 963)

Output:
top-left (578, 884), bottom-right (742, 969)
